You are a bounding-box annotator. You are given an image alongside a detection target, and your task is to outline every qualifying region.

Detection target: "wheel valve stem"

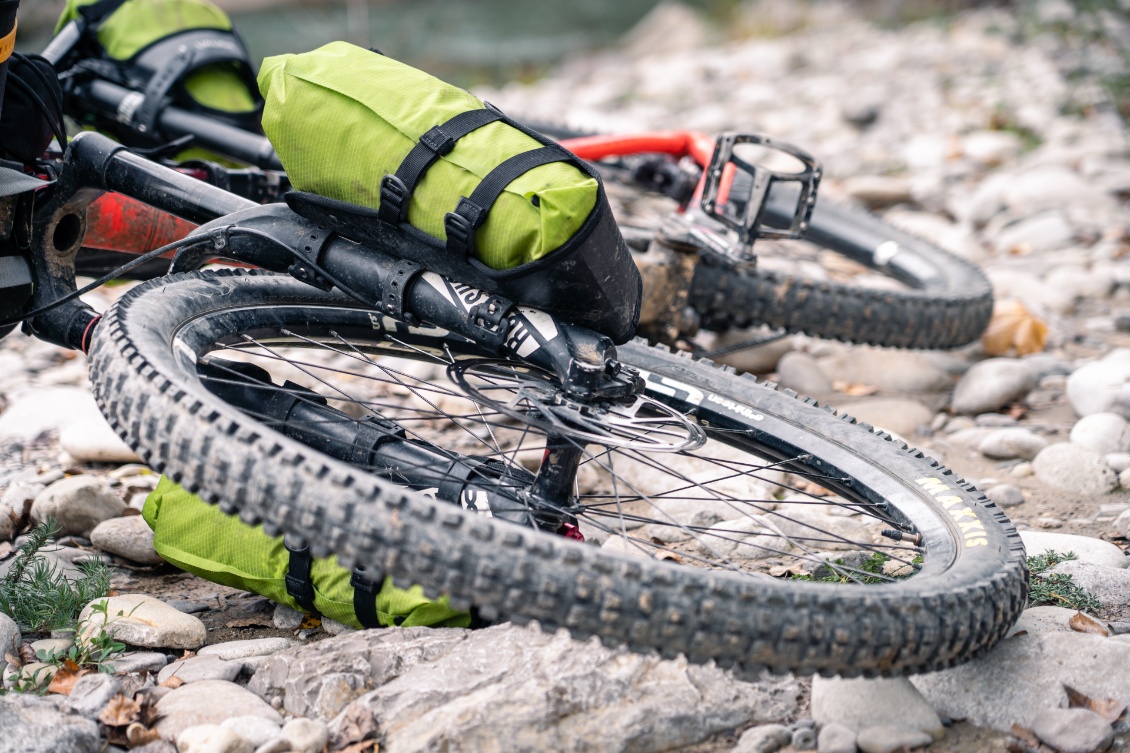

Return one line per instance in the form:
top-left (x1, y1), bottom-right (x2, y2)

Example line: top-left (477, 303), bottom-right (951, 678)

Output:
top-left (881, 529), bottom-right (922, 546)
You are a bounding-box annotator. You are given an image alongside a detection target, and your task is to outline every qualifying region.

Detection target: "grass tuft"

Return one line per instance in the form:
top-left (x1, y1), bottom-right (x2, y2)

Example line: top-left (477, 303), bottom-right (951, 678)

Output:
top-left (1027, 550), bottom-right (1102, 612)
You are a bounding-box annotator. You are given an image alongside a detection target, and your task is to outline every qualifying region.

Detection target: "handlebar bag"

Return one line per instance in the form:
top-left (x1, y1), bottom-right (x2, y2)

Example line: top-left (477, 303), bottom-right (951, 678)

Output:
top-left (260, 42), bottom-right (641, 345)
top-left (54, 0), bottom-right (261, 140)
top-left (142, 476), bottom-right (470, 629)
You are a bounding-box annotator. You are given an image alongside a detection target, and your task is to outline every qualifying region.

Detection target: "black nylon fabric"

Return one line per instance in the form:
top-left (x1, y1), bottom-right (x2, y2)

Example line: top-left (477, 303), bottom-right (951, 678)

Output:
top-left (0, 53), bottom-right (66, 163)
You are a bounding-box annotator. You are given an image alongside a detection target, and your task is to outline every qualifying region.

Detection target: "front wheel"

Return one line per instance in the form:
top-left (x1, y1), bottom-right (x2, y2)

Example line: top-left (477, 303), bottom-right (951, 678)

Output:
top-left (90, 270), bottom-right (1026, 676)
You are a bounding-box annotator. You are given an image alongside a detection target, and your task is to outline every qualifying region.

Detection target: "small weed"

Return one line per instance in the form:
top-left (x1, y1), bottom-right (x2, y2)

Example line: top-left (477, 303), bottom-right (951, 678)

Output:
top-left (0, 518), bottom-right (113, 634)
top-left (1027, 550), bottom-right (1102, 612)
top-left (790, 551), bottom-right (922, 584)
top-left (37, 600), bottom-right (128, 674)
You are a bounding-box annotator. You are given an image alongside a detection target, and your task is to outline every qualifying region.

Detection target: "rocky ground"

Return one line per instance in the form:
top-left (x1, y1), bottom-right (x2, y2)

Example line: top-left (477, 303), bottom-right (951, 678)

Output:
top-left (3, 2), bottom-right (1130, 752)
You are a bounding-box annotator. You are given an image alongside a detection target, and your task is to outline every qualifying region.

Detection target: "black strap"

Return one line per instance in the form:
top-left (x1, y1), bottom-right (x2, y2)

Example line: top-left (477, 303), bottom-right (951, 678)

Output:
top-left (444, 145), bottom-right (572, 258)
top-left (350, 569), bottom-right (383, 629)
top-left (378, 108), bottom-right (503, 225)
top-left (284, 537), bottom-right (318, 615)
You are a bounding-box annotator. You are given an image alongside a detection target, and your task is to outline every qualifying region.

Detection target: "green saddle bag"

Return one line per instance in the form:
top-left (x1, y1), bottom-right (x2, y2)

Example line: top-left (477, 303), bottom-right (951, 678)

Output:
top-left (260, 42), bottom-right (641, 343)
top-left (142, 476), bottom-right (469, 629)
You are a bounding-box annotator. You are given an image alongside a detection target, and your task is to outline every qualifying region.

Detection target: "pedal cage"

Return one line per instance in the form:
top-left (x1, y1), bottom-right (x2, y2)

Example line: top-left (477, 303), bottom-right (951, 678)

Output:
top-left (700, 132), bottom-right (822, 245)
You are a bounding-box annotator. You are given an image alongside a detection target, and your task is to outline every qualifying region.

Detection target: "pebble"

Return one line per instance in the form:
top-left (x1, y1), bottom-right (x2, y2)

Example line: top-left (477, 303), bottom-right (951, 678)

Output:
top-left (78, 594), bottom-right (207, 650)
top-left (950, 359), bottom-right (1036, 415)
top-left (775, 352), bottom-right (834, 396)
top-left (0, 612), bottom-right (19, 655)
top-left (810, 676), bottom-right (943, 738)
top-left (31, 476), bottom-right (126, 537)
top-left (219, 717), bottom-right (283, 749)
top-left (281, 718), bottom-right (330, 753)
top-left (1032, 443), bottom-right (1119, 495)
top-left (198, 638), bottom-right (296, 662)
top-left (1021, 531), bottom-right (1128, 569)
top-left (961, 130), bottom-right (1022, 166)
top-left (176, 724), bottom-right (254, 753)
top-left (856, 725), bottom-right (933, 753)
top-left (0, 387), bottom-right (104, 441)
top-left (991, 211), bottom-right (1075, 254)
top-left (66, 672), bottom-right (121, 719)
top-left (1066, 351), bottom-right (1130, 418)
top-left (1036, 517), bottom-right (1064, 529)
top-left (158, 655), bottom-right (242, 685)
top-left (59, 419), bottom-right (140, 463)
top-left (791, 726), bottom-right (817, 751)
top-left (0, 692), bottom-right (102, 752)
top-left (1070, 412), bottom-right (1130, 455)
top-left (836, 398), bottom-right (933, 438)
top-left (1122, 468), bottom-right (1130, 489)
top-left (1115, 509), bottom-right (1130, 538)
top-left (109, 652), bottom-right (171, 675)
top-left (1031, 708), bottom-right (1114, 753)
top-left (733, 723), bottom-right (792, 753)
top-left (1011, 462), bottom-right (1034, 478)
top-left (1106, 453), bottom-right (1130, 473)
top-left (271, 604), bottom-right (304, 631)
top-left (814, 349), bottom-right (951, 395)
top-left (252, 741), bottom-right (290, 753)
top-left (1048, 560), bottom-right (1130, 605)
top-left (89, 515), bottom-right (162, 565)
top-left (978, 427), bottom-right (1047, 460)
top-left (154, 680), bottom-right (283, 742)
top-left (985, 484), bottom-right (1025, 508)
top-left (816, 722), bottom-right (857, 753)
top-left (841, 175), bottom-right (913, 209)
top-left (1009, 606), bottom-right (1086, 637)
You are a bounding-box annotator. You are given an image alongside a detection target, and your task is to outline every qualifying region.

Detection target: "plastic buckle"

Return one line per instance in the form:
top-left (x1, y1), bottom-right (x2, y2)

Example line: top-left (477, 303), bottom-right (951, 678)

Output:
top-left (700, 132), bottom-right (822, 245)
top-left (378, 174), bottom-right (410, 225)
top-left (420, 125), bottom-right (456, 155)
top-left (444, 198), bottom-right (484, 258)
top-left (349, 568), bottom-right (382, 595)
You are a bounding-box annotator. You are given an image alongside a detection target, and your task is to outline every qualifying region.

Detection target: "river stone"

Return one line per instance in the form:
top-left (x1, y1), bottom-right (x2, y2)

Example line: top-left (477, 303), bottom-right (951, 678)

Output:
top-left (978, 428), bottom-right (1047, 460)
top-left (78, 594), bottom-right (207, 650)
top-left (836, 398), bottom-right (932, 437)
top-left (327, 623), bottom-right (799, 753)
top-left (176, 724), bottom-right (253, 753)
top-left (198, 638), bottom-right (296, 662)
top-left (732, 723), bottom-right (792, 753)
top-left (158, 654), bottom-right (242, 685)
top-left (816, 722), bottom-right (857, 753)
top-left (0, 387), bottom-right (101, 441)
top-left (1070, 412), bottom-right (1130, 455)
top-left (713, 332), bottom-right (794, 374)
top-left (89, 515), bottom-right (162, 565)
top-left (1047, 560), bottom-right (1130, 605)
top-left (66, 672), bottom-right (121, 719)
top-left (810, 676), bottom-right (943, 738)
top-left (984, 484), bottom-right (1025, 508)
top-left (1032, 443), bottom-right (1119, 495)
top-left (220, 717), bottom-right (282, 748)
top-left (776, 352), bottom-right (833, 396)
top-left (155, 681), bottom-right (283, 742)
top-left (59, 418), bottom-right (140, 464)
top-left (282, 718), bottom-right (330, 753)
top-left (0, 613), bottom-right (19, 655)
top-left (109, 651), bottom-right (170, 674)
top-left (1008, 606), bottom-right (1088, 637)
top-left (1066, 351), bottom-right (1130, 418)
top-left (961, 130), bottom-right (1021, 166)
top-left (1020, 531), bottom-right (1128, 569)
top-left (951, 359), bottom-right (1036, 415)
top-left (841, 175), bottom-right (913, 209)
top-left (0, 693), bottom-right (102, 753)
top-left (31, 476), bottom-right (126, 537)
top-left (1031, 708), bottom-right (1114, 753)
top-left (911, 632), bottom-right (1130, 732)
top-left (991, 211), bottom-right (1075, 254)
top-left (856, 726), bottom-right (933, 753)
top-left (814, 349), bottom-right (951, 394)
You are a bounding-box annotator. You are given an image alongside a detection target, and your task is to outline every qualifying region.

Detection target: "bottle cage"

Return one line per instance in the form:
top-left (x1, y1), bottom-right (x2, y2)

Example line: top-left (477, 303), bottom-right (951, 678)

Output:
top-left (700, 132), bottom-right (822, 245)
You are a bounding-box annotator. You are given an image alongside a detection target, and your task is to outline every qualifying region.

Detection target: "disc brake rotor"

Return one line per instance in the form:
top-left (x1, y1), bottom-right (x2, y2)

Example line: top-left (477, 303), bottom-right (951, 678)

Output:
top-left (448, 359), bottom-right (706, 452)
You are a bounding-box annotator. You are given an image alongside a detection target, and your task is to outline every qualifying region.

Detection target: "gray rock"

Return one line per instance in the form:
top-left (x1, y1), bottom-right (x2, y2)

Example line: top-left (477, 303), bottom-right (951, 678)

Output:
top-left (1032, 443), bottom-right (1119, 495)
top-left (154, 680), bottom-right (283, 742)
top-left (1067, 351), bottom-right (1130, 418)
top-left (810, 676), bottom-right (943, 738)
top-left (198, 638), bottom-right (296, 662)
top-left (272, 604), bottom-right (304, 630)
top-left (733, 723), bottom-right (792, 753)
top-left (0, 692), bottom-right (102, 753)
top-left (1, 479), bottom-right (42, 541)
top-left (1031, 708), bottom-right (1114, 753)
top-left (814, 349), bottom-right (951, 395)
top-left (158, 654), bottom-right (242, 685)
top-left (855, 726), bottom-right (933, 753)
top-left (175, 724), bottom-right (253, 753)
top-left (962, 130), bottom-right (1021, 166)
top-left (1071, 413), bottom-right (1130, 455)
top-left (59, 419), bottom-right (140, 464)
top-left (1021, 531), bottom-right (1128, 569)
top-left (985, 484), bottom-right (1025, 508)
top-left (89, 515), bottom-right (162, 565)
top-left (791, 726), bottom-right (817, 751)
top-left (78, 594), bottom-right (207, 650)
top-left (776, 352), bottom-right (833, 396)
top-left (836, 398), bottom-right (933, 438)
top-left (325, 624), bottom-right (799, 753)
top-left (841, 176), bottom-right (913, 209)
top-left (911, 632), bottom-right (1130, 732)
top-left (1105, 453), bottom-right (1130, 473)
top-left (108, 652), bottom-right (170, 674)
top-left (991, 211), bottom-right (1074, 254)
top-left (252, 740), bottom-right (289, 753)
top-left (816, 722), bottom-right (857, 753)
top-left (978, 428), bottom-right (1047, 460)
top-left (0, 387), bottom-right (103, 441)
top-left (1115, 509), bottom-right (1130, 538)
top-left (31, 476), bottom-right (126, 537)
top-left (1009, 606), bottom-right (1087, 637)
top-left (1122, 467), bottom-right (1130, 490)
top-left (0, 613), bottom-right (19, 655)
top-left (66, 672), bottom-right (121, 719)
top-left (1047, 560), bottom-right (1130, 605)
top-left (219, 717), bottom-right (282, 748)
top-left (714, 332), bottom-right (794, 375)
top-left (321, 617), bottom-right (355, 637)
top-left (281, 718), bottom-right (329, 753)
top-left (951, 359), bottom-right (1036, 415)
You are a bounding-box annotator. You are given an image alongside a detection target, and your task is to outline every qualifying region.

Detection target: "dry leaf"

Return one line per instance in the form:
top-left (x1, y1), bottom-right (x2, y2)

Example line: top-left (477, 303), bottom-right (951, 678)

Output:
top-left (1068, 611), bottom-right (1110, 636)
top-left (17, 644), bottom-right (36, 665)
top-left (4, 652), bottom-right (22, 669)
top-left (126, 722), bottom-right (160, 747)
top-left (1064, 684), bottom-right (1127, 724)
top-left (47, 659), bottom-right (91, 696)
top-left (99, 694), bottom-right (142, 727)
top-left (832, 381), bottom-right (879, 397)
top-left (655, 551), bottom-right (683, 563)
top-left (982, 299), bottom-right (1048, 356)
top-left (159, 675), bottom-right (184, 690)
top-left (300, 615), bottom-right (322, 630)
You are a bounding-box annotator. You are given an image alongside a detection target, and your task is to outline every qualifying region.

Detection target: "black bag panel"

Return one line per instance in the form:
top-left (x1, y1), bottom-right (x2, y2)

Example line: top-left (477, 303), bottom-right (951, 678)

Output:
top-left (0, 53), bottom-right (66, 163)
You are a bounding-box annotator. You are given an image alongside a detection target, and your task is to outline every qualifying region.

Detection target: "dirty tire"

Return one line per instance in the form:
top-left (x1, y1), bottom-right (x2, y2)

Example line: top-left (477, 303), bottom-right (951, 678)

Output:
top-left (90, 270), bottom-right (1025, 676)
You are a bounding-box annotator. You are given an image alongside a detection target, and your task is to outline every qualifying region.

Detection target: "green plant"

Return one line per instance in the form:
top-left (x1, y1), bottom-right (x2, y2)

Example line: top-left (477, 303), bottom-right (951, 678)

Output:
top-left (790, 551), bottom-right (922, 584)
top-left (1027, 550), bottom-right (1102, 612)
top-left (0, 518), bottom-right (113, 634)
top-left (37, 600), bottom-right (128, 675)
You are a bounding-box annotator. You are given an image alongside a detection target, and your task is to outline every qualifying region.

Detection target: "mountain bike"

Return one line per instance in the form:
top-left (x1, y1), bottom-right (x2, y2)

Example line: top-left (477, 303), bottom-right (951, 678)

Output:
top-left (43, 31), bottom-right (994, 352)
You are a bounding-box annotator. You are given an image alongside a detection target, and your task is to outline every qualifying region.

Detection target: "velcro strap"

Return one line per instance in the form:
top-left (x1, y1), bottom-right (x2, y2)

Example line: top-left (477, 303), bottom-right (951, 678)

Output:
top-left (444, 145), bottom-right (572, 258)
top-left (284, 537), bottom-right (318, 615)
top-left (380, 108), bottom-right (503, 225)
top-left (350, 569), bottom-right (383, 629)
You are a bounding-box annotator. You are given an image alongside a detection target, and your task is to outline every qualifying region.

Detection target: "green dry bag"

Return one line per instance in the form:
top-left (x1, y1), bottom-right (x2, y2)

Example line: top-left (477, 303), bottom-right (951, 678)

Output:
top-left (142, 476), bottom-right (470, 629)
top-left (261, 42), bottom-right (642, 344)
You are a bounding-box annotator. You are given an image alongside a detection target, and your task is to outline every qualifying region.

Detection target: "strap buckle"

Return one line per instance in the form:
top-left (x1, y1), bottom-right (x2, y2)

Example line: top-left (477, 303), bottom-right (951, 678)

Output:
top-left (444, 198), bottom-right (484, 258)
top-left (378, 174), bottom-right (410, 225)
top-left (419, 125), bottom-right (456, 155)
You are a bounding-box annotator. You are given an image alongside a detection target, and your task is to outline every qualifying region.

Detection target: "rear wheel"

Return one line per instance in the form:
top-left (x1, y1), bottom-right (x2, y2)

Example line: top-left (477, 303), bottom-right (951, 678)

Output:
top-left (90, 270), bottom-right (1025, 676)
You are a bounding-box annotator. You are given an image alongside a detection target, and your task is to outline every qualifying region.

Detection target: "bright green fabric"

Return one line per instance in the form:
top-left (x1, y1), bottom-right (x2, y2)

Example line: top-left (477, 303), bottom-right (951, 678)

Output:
top-left (55, 0), bottom-right (256, 114)
top-left (143, 476), bottom-right (469, 629)
top-left (258, 42), bottom-right (598, 270)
